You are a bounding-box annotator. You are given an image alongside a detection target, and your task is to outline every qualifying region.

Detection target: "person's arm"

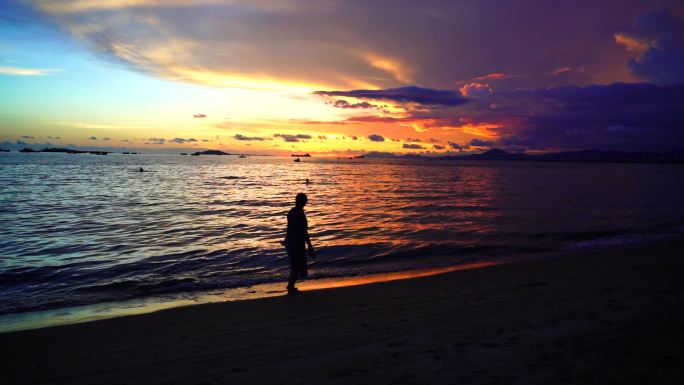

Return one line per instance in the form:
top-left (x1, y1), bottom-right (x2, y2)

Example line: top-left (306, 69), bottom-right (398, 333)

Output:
top-left (303, 214), bottom-right (315, 256)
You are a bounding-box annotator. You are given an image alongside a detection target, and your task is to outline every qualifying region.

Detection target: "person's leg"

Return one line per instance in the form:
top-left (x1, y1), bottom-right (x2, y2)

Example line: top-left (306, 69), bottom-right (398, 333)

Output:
top-left (287, 266), bottom-right (298, 290)
top-left (286, 246), bottom-right (305, 293)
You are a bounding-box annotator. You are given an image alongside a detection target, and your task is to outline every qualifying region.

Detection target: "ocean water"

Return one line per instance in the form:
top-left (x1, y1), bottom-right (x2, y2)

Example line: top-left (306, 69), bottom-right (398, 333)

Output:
top-left (2, 152), bottom-right (684, 318)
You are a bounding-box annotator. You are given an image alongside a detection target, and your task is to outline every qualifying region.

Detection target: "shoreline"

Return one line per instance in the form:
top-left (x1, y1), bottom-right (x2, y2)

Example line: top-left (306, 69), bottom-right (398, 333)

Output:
top-left (2, 237), bottom-right (683, 384)
top-left (0, 261), bottom-right (504, 334)
top-left (0, 235), bottom-right (678, 334)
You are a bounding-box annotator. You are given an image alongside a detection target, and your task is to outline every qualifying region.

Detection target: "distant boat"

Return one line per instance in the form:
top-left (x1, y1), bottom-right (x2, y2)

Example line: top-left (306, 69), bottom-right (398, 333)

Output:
top-left (294, 158), bottom-right (301, 162)
top-left (291, 153), bottom-right (311, 157)
top-left (238, 155), bottom-right (247, 158)
top-left (123, 152), bottom-right (130, 154)
top-left (180, 153), bottom-right (187, 155)
top-left (190, 153), bottom-right (199, 156)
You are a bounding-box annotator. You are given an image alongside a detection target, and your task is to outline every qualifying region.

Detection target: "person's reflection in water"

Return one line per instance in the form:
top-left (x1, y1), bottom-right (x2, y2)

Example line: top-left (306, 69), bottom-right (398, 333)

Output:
top-left (283, 193), bottom-right (316, 294)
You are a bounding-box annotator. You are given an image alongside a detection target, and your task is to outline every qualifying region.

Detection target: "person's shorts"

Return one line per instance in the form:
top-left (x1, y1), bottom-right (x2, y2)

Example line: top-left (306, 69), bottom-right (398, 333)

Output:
top-left (287, 245), bottom-right (308, 277)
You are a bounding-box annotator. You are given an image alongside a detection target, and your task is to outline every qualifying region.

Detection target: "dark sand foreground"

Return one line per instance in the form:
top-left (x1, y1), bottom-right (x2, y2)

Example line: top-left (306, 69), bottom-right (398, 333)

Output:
top-left (2, 240), bottom-right (684, 385)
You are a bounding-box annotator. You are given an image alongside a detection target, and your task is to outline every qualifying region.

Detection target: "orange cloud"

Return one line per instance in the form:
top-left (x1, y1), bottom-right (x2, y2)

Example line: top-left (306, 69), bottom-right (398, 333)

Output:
top-left (470, 72), bottom-right (509, 82)
top-left (363, 53), bottom-right (413, 83)
top-left (614, 33), bottom-right (649, 53)
top-left (550, 67), bottom-right (573, 76)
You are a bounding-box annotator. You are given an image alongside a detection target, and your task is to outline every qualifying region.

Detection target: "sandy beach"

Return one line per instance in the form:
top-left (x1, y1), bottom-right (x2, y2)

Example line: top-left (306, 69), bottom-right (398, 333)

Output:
top-left (2, 239), bottom-right (684, 385)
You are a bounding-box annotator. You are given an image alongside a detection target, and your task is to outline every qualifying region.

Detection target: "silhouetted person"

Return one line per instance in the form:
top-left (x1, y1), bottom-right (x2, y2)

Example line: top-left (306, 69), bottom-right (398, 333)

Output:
top-left (284, 193), bottom-right (315, 294)
top-left (139, 167), bottom-right (144, 172)
top-left (305, 178), bottom-right (310, 184)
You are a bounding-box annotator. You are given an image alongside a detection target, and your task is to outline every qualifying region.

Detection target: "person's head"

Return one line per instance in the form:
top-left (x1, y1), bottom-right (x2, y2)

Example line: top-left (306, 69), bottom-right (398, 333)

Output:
top-left (295, 193), bottom-right (308, 207)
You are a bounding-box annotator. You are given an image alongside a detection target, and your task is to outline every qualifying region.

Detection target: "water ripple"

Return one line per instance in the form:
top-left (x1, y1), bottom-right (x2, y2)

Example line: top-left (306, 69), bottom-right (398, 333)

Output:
top-left (1, 153), bottom-right (684, 314)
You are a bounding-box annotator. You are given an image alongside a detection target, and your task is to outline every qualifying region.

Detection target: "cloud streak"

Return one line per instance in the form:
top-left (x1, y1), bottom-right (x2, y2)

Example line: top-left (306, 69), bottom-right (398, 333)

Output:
top-left (0, 66), bottom-right (61, 76)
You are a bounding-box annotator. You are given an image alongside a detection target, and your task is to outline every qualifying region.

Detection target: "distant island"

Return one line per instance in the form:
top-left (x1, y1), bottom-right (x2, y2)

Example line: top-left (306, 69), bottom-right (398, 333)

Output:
top-left (17, 148), bottom-right (110, 155)
top-left (190, 150), bottom-right (232, 156)
top-left (364, 148), bottom-right (684, 164)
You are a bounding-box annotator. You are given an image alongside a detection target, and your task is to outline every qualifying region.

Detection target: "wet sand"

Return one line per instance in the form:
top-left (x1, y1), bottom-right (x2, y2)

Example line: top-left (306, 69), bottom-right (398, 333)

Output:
top-left (2, 239), bottom-right (684, 384)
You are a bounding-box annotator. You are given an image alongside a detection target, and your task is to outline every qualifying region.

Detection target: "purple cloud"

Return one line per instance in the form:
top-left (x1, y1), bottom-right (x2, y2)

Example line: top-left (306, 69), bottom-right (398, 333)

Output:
top-left (469, 139), bottom-right (496, 147)
top-left (618, 10), bottom-right (684, 85)
top-left (170, 137), bottom-right (198, 143)
top-left (333, 100), bottom-right (377, 109)
top-left (235, 134), bottom-right (267, 141)
top-left (448, 141), bottom-right (469, 151)
top-left (403, 143), bottom-right (424, 149)
top-left (315, 86), bottom-right (467, 106)
top-left (477, 82), bottom-right (684, 151)
top-left (368, 134), bottom-right (385, 142)
top-left (274, 133), bottom-right (312, 142)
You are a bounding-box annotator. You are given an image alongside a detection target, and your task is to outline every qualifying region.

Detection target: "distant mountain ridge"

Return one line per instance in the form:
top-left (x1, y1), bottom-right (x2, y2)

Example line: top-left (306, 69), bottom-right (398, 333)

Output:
top-left (365, 149), bottom-right (684, 164)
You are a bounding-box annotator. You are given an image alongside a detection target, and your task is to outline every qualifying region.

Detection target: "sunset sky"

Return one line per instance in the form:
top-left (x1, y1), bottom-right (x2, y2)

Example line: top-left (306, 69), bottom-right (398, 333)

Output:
top-left (1, 0), bottom-right (683, 155)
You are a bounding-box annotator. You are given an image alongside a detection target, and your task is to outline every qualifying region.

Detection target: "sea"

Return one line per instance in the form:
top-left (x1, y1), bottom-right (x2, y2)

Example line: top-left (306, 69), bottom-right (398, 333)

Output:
top-left (2, 152), bottom-right (684, 331)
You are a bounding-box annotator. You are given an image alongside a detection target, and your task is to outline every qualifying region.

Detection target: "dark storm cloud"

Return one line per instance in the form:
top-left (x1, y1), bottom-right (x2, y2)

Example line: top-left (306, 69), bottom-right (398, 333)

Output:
top-left (617, 10), bottom-right (684, 85)
top-left (315, 86), bottom-right (467, 106)
top-left (465, 82), bottom-right (684, 151)
top-left (234, 134), bottom-right (268, 141)
top-left (193, 114), bottom-right (207, 118)
top-left (20, 135), bottom-right (34, 139)
top-left (88, 136), bottom-right (97, 140)
top-left (368, 134), bottom-right (385, 142)
top-left (402, 143), bottom-right (424, 149)
top-left (433, 144), bottom-right (445, 150)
